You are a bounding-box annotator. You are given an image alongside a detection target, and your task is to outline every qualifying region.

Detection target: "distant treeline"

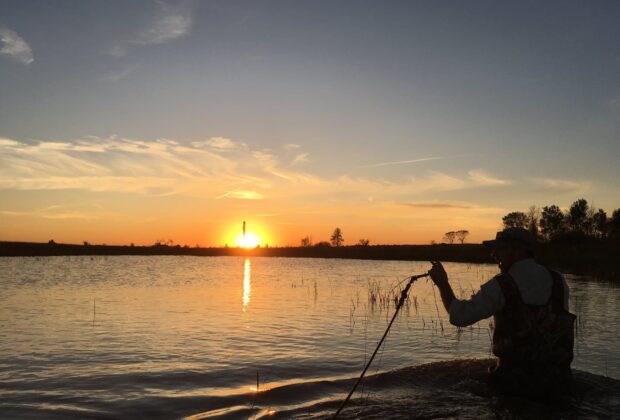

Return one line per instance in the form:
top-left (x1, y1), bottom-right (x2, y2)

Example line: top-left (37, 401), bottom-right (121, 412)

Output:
top-left (501, 198), bottom-right (620, 240)
top-left (0, 241), bottom-right (492, 262)
top-left (495, 197), bottom-right (620, 280)
top-left (2, 238), bottom-right (618, 280)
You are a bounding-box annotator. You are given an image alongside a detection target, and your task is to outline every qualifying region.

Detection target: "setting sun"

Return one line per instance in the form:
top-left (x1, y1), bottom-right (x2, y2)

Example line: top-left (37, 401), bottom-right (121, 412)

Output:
top-left (236, 232), bottom-right (260, 248)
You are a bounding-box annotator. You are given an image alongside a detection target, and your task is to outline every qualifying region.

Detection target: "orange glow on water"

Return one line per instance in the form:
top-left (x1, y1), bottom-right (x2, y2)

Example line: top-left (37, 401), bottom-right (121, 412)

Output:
top-left (242, 258), bottom-right (251, 312)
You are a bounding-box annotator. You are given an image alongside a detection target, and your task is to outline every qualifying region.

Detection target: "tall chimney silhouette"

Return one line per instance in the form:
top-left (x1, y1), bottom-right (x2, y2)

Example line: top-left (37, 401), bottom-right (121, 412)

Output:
top-left (243, 221), bottom-right (246, 239)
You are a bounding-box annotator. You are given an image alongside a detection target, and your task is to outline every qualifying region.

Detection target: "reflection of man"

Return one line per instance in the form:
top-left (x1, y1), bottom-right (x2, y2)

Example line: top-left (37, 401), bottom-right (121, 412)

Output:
top-left (428, 227), bottom-right (575, 397)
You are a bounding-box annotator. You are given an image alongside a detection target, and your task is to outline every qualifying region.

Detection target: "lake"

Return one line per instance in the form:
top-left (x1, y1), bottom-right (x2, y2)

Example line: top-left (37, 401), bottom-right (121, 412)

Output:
top-left (0, 256), bottom-right (618, 418)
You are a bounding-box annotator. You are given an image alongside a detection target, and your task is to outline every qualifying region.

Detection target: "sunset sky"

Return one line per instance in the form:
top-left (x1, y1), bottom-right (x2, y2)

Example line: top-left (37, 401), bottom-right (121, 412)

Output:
top-left (1, 1), bottom-right (619, 246)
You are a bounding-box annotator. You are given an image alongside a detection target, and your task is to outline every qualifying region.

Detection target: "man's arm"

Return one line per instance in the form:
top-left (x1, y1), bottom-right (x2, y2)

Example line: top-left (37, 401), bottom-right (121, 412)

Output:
top-left (428, 261), bottom-right (502, 327)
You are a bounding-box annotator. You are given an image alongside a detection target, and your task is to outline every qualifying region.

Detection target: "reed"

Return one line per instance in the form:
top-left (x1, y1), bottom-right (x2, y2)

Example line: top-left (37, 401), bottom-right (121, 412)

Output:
top-left (430, 285), bottom-right (445, 333)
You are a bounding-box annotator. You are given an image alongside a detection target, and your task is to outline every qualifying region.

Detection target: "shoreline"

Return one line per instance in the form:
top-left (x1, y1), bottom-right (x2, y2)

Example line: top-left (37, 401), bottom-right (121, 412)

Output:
top-left (1, 240), bottom-right (618, 280)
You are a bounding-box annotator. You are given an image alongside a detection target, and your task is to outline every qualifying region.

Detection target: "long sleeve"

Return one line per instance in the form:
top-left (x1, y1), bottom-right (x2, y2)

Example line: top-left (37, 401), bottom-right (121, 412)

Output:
top-left (448, 277), bottom-right (503, 327)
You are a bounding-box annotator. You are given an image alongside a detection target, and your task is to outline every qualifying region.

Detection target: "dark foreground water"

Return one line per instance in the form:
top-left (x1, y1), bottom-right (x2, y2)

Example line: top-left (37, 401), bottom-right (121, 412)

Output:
top-left (0, 256), bottom-right (618, 418)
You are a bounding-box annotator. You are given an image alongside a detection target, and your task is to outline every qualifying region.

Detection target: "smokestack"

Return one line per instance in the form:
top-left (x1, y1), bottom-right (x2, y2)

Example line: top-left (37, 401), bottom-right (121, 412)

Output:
top-left (243, 221), bottom-right (246, 238)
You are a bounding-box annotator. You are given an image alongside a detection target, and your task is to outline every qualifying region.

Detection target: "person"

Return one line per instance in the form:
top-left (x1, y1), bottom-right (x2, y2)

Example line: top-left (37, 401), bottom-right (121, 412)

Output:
top-left (428, 227), bottom-right (576, 398)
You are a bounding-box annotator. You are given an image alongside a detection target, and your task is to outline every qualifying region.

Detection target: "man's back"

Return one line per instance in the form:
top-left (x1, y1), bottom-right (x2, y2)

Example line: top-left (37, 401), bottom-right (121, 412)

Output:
top-left (491, 269), bottom-right (576, 397)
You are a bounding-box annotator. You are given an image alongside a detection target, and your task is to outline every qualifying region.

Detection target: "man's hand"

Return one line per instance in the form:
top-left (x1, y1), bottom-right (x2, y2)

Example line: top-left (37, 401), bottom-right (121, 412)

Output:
top-left (428, 261), bottom-right (456, 313)
top-left (429, 261), bottom-right (449, 287)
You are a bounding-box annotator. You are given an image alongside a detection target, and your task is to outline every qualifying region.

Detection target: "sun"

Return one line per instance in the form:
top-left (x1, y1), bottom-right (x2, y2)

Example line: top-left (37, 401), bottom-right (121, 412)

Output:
top-left (236, 232), bottom-right (260, 248)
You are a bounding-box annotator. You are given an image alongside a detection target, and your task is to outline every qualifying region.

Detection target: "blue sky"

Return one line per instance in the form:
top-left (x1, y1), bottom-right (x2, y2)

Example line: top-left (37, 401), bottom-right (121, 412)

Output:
top-left (1, 1), bottom-right (619, 245)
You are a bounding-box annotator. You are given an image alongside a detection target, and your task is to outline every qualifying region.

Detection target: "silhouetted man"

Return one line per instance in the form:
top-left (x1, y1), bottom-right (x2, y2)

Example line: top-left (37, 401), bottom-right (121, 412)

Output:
top-left (428, 227), bottom-right (575, 397)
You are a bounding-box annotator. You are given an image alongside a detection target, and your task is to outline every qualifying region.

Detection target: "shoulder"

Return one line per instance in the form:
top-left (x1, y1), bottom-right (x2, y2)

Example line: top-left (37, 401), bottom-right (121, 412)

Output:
top-left (510, 259), bottom-right (551, 283)
top-left (480, 274), bottom-right (505, 306)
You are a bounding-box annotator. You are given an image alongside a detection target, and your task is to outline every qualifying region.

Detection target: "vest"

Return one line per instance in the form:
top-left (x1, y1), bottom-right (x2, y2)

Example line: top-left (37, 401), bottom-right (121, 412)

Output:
top-left (492, 269), bottom-right (576, 373)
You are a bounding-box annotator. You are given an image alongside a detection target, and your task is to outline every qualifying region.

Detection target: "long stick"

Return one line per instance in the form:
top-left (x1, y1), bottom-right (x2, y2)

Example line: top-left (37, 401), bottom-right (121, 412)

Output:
top-left (333, 272), bottom-right (429, 419)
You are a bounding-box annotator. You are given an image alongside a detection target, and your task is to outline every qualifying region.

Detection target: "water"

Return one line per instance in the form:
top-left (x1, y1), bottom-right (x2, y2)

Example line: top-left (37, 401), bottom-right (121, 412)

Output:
top-left (0, 256), bottom-right (618, 418)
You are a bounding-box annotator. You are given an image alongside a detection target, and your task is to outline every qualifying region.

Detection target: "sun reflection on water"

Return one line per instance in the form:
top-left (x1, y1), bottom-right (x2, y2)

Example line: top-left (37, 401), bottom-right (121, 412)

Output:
top-left (242, 258), bottom-right (251, 312)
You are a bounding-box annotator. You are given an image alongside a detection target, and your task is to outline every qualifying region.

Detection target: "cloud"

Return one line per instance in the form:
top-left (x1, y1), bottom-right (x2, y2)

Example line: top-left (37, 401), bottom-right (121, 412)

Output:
top-left (467, 170), bottom-right (510, 186)
top-left (360, 156), bottom-right (447, 168)
top-left (291, 153), bottom-right (309, 165)
top-left (134, 1), bottom-right (192, 45)
top-left (528, 177), bottom-right (589, 194)
top-left (0, 135), bottom-right (513, 212)
top-left (192, 137), bottom-right (238, 150)
top-left (0, 138), bottom-right (20, 147)
top-left (216, 190), bottom-right (264, 200)
top-left (398, 201), bottom-right (474, 209)
top-left (0, 27), bottom-right (34, 65)
top-left (0, 205), bottom-right (100, 220)
top-left (106, 1), bottom-right (192, 57)
top-left (284, 143), bottom-right (301, 150)
top-left (0, 136), bottom-right (229, 193)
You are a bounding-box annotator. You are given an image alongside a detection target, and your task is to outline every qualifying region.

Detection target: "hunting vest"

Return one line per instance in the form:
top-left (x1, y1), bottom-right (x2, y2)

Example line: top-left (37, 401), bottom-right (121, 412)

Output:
top-left (492, 269), bottom-right (575, 372)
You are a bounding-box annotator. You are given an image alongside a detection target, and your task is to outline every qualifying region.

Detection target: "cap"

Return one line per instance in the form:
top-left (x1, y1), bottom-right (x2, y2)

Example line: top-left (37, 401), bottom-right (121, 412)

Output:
top-left (482, 227), bottom-right (534, 249)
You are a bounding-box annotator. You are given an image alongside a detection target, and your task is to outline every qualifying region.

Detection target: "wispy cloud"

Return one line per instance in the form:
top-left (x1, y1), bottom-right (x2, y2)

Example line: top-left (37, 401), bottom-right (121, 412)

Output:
top-left (0, 26), bottom-right (34, 65)
top-left (291, 153), bottom-right (310, 165)
top-left (216, 190), bottom-right (264, 200)
top-left (398, 201), bottom-right (474, 209)
top-left (0, 205), bottom-right (100, 220)
top-left (135, 1), bottom-right (192, 45)
top-left (0, 135), bottom-right (513, 209)
top-left (284, 143), bottom-right (301, 150)
top-left (467, 169), bottom-right (510, 186)
top-left (528, 177), bottom-right (589, 194)
top-left (106, 1), bottom-right (192, 57)
top-left (192, 137), bottom-right (238, 150)
top-left (360, 156), bottom-right (448, 168)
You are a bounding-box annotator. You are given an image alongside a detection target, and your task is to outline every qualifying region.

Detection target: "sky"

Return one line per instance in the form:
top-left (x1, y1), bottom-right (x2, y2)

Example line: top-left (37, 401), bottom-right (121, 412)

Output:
top-left (1, 0), bottom-right (619, 247)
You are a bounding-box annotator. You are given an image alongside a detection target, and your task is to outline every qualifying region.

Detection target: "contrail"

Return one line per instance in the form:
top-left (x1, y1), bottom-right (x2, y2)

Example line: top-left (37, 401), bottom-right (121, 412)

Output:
top-left (360, 156), bottom-right (447, 168)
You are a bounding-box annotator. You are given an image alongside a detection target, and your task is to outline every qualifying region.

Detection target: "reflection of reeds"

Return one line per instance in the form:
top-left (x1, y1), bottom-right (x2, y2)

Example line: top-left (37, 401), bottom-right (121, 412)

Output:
top-left (349, 298), bottom-right (356, 333)
top-left (313, 279), bottom-right (318, 301)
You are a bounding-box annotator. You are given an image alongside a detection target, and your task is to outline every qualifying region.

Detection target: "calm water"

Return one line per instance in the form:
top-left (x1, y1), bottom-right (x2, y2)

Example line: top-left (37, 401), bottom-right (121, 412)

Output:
top-left (0, 256), bottom-right (618, 418)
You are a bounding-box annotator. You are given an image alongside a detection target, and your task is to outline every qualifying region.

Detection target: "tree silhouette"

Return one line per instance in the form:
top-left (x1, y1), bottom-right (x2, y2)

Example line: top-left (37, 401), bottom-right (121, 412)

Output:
top-left (314, 241), bottom-right (332, 247)
top-left (609, 209), bottom-right (620, 237)
top-left (300, 235), bottom-right (313, 247)
top-left (443, 231), bottom-right (456, 244)
top-left (527, 206), bottom-right (541, 238)
top-left (502, 212), bottom-right (528, 229)
top-left (592, 209), bottom-right (607, 238)
top-left (583, 205), bottom-right (598, 236)
top-left (330, 228), bottom-right (344, 247)
top-left (455, 230), bottom-right (470, 244)
top-left (568, 198), bottom-right (589, 232)
top-left (540, 205), bottom-right (565, 239)
top-left (357, 238), bottom-right (370, 246)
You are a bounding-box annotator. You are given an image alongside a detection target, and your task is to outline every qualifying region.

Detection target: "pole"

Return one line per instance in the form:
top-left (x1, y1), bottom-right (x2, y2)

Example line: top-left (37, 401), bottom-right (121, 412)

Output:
top-left (333, 272), bottom-right (429, 419)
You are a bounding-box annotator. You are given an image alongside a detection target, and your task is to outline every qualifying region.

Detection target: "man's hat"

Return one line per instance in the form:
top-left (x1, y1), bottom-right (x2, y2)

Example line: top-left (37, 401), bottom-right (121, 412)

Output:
top-left (482, 227), bottom-right (534, 249)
